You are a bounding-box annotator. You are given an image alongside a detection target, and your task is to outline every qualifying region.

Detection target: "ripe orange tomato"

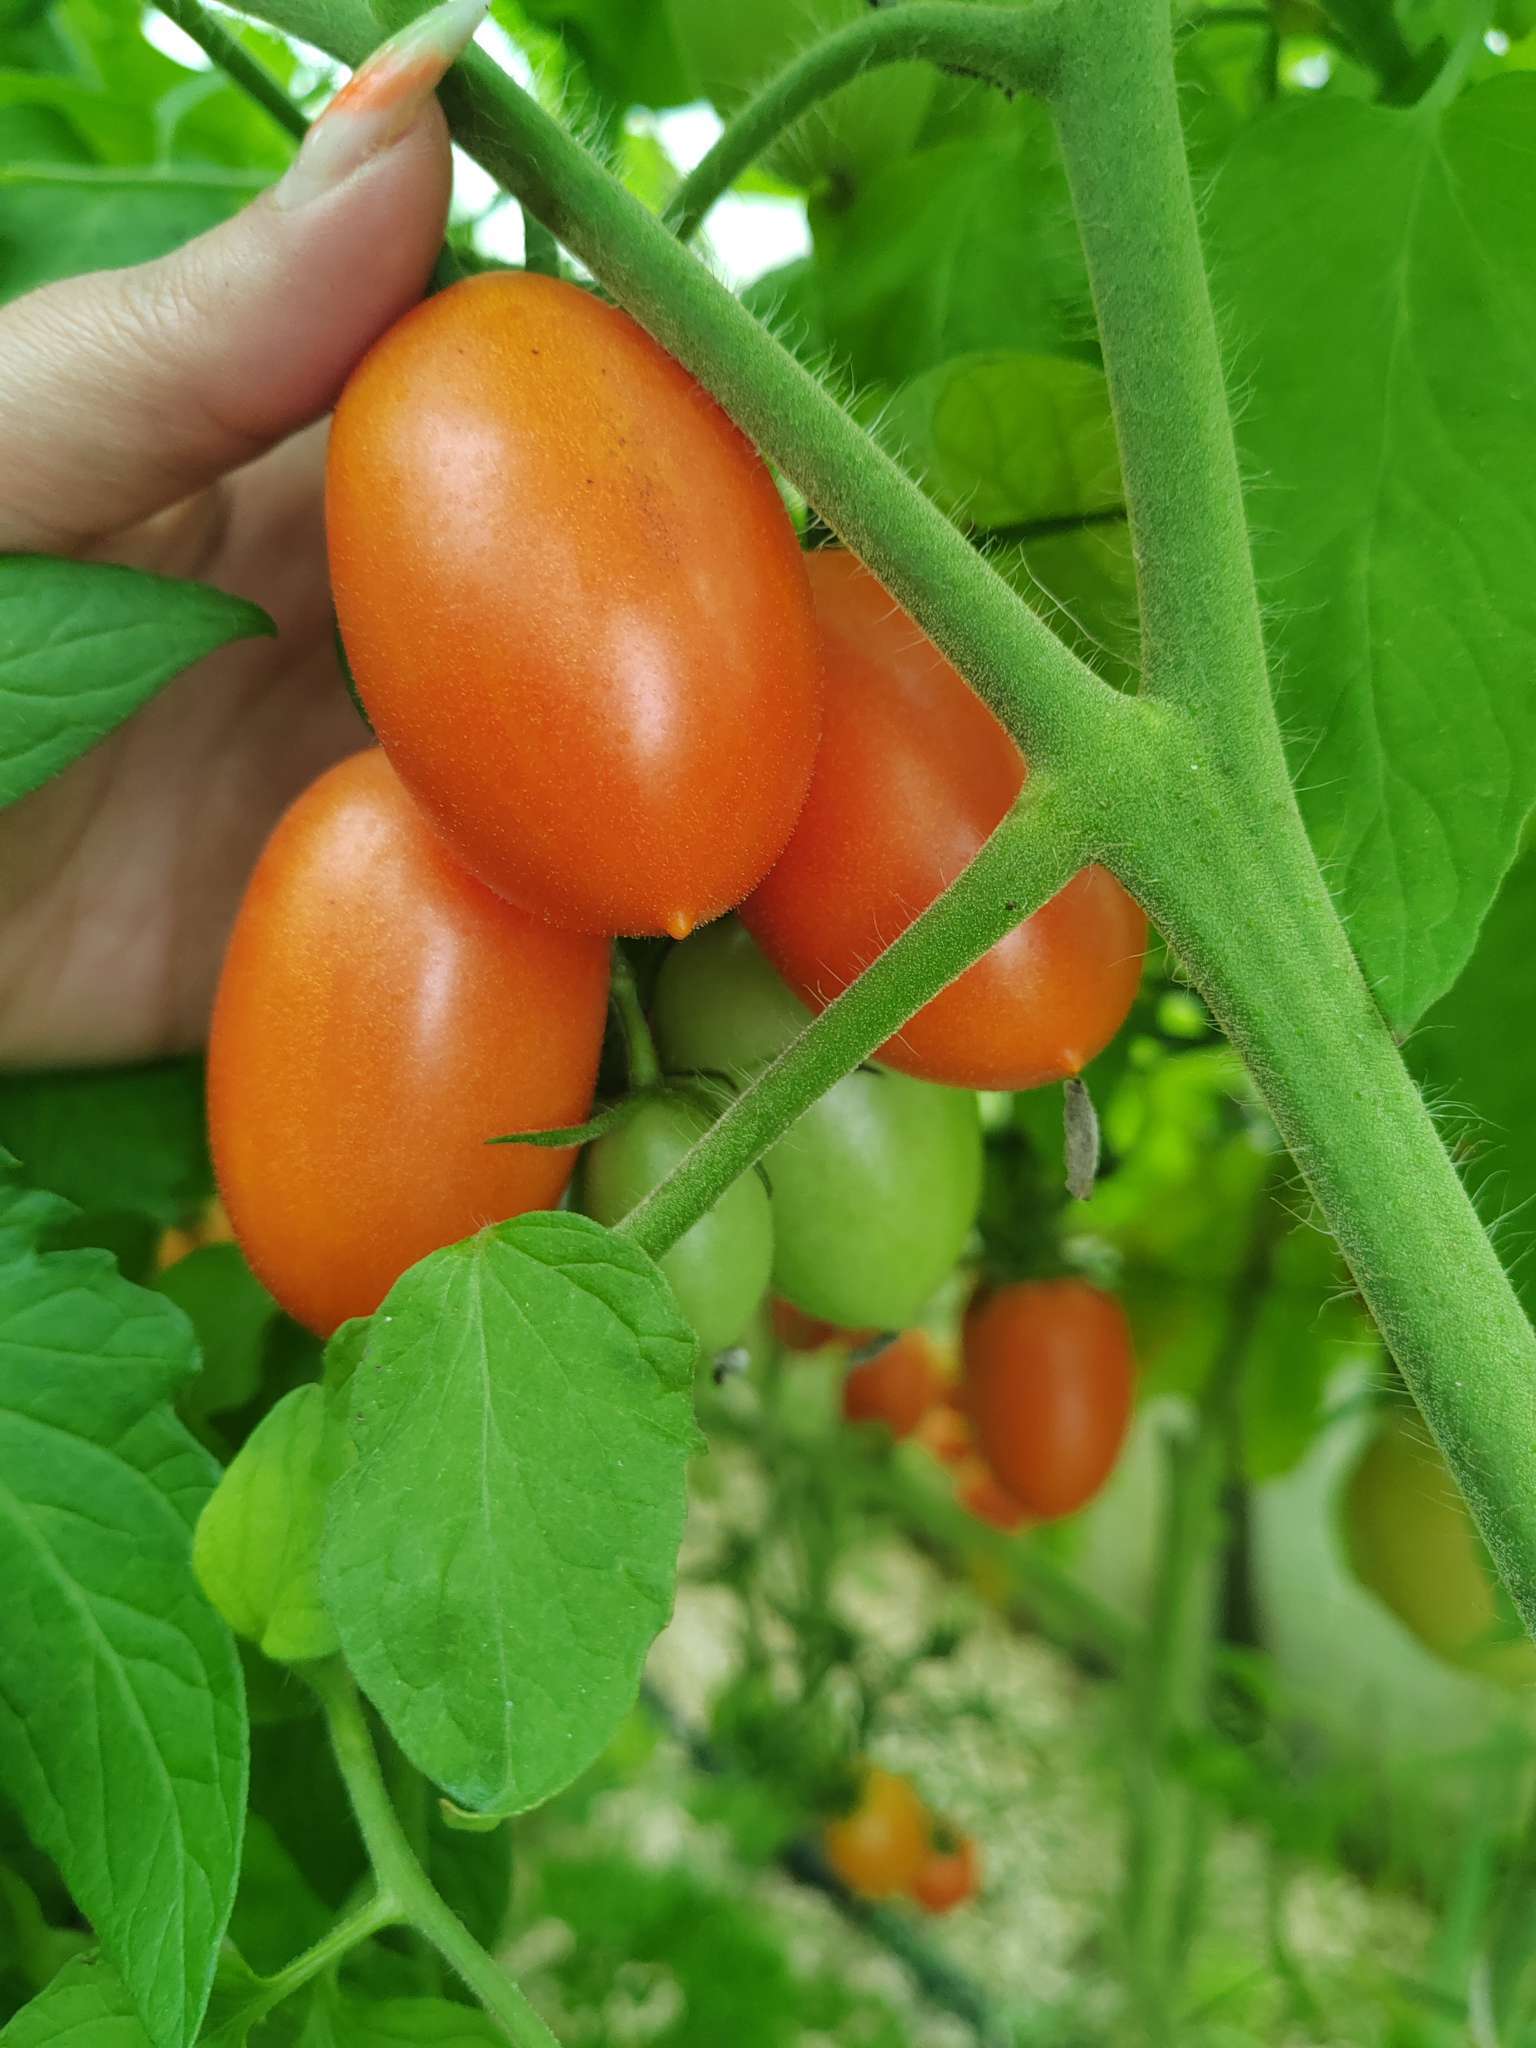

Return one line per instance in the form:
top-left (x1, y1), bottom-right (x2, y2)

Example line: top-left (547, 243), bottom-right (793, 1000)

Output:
top-left (327, 272), bottom-right (822, 939)
top-left (841, 1330), bottom-right (944, 1438)
top-left (954, 1456), bottom-right (1031, 1533)
top-left (961, 1279), bottom-right (1134, 1519)
top-left (911, 1834), bottom-right (981, 1913)
top-left (914, 1403), bottom-right (974, 1468)
top-left (822, 1767), bottom-right (930, 1899)
top-left (208, 751), bottom-right (609, 1336)
top-left (741, 550), bottom-right (1145, 1088)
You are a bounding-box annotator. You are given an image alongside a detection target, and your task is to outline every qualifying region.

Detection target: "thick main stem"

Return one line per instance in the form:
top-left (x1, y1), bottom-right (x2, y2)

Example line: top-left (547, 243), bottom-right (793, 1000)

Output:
top-left (1122, 767), bottom-right (1536, 1632)
top-left (1049, 0), bottom-right (1276, 767)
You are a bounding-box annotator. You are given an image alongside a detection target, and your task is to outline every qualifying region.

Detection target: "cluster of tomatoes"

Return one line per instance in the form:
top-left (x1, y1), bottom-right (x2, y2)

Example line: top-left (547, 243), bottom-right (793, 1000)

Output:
top-left (784, 1280), bottom-right (1135, 1533)
top-left (823, 1765), bottom-right (980, 1914)
top-left (207, 267), bottom-right (1146, 1353)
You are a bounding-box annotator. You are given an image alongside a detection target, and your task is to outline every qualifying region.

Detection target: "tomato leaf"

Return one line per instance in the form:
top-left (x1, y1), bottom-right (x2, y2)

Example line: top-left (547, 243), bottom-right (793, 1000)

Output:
top-left (0, 1952), bottom-right (263, 2048)
top-left (1206, 77), bottom-right (1536, 1029)
top-left (1411, 842), bottom-right (1536, 1330)
top-left (0, 557), bottom-right (272, 809)
top-left (0, 1953), bottom-right (149, 2046)
top-left (809, 106), bottom-right (1093, 386)
top-left (0, 166), bottom-right (259, 304)
top-left (885, 352), bottom-right (1121, 533)
top-left (0, 1156), bottom-right (245, 2048)
top-left (322, 1211), bottom-right (700, 1815)
top-left (486, 1098), bottom-right (637, 1147)
top-left (0, 1058), bottom-right (211, 1228)
top-left (313, 1996), bottom-right (507, 2045)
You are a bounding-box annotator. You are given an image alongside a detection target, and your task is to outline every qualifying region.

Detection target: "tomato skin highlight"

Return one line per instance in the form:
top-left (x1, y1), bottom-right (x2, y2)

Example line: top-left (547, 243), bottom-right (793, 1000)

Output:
top-left (842, 1331), bottom-right (944, 1439)
top-left (822, 1767), bottom-right (930, 1899)
top-left (327, 272), bottom-right (822, 938)
top-left (961, 1279), bottom-right (1134, 1520)
top-left (910, 1835), bottom-right (981, 1913)
top-left (741, 551), bottom-right (1146, 1089)
top-left (208, 751), bottom-right (609, 1336)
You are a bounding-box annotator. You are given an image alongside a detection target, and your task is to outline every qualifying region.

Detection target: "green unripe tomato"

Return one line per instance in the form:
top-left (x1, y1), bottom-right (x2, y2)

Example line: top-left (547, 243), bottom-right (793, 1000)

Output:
top-left (667, 0), bottom-right (934, 192)
top-left (580, 1090), bottom-right (773, 1355)
top-left (193, 1384), bottom-right (341, 1665)
top-left (652, 922), bottom-right (983, 1330)
top-left (1343, 1407), bottom-right (1536, 1690)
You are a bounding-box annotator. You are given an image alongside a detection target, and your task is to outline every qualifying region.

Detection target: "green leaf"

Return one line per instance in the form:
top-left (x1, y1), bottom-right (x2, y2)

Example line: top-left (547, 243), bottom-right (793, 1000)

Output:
top-left (0, 1952), bottom-right (147, 2046)
top-left (886, 352), bottom-right (1121, 532)
top-left (1412, 843), bottom-right (1536, 1330)
top-left (227, 1815), bottom-right (330, 1978)
top-left (519, 0), bottom-right (689, 108)
top-left (0, 1059), bottom-right (210, 1227)
top-left (322, 1997), bottom-right (505, 2046)
top-left (156, 1245), bottom-right (279, 1432)
top-left (0, 165), bottom-right (259, 301)
top-left (194, 1385), bottom-right (342, 1665)
top-left (993, 522), bottom-right (1141, 692)
top-left (322, 1212), bottom-right (699, 1814)
top-left (0, 558), bottom-right (271, 807)
top-left (809, 106), bottom-right (1093, 386)
top-left (1206, 77), bottom-right (1536, 1028)
top-left (0, 1165), bottom-right (245, 2047)
top-left (0, 1951), bottom-right (267, 2048)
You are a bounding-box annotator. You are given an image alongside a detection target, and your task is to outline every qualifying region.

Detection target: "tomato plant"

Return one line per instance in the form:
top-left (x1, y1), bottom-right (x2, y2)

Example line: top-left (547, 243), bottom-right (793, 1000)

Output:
top-left (579, 1090), bottom-right (772, 1353)
top-left (6, 0), bottom-right (1536, 2043)
top-left (742, 551), bottom-right (1148, 1091)
top-left (328, 271), bottom-right (822, 939)
top-left (652, 919), bottom-right (983, 1328)
top-left (960, 1279), bottom-right (1134, 1521)
top-left (208, 750), bottom-right (609, 1335)
top-left (821, 1767), bottom-right (931, 1900)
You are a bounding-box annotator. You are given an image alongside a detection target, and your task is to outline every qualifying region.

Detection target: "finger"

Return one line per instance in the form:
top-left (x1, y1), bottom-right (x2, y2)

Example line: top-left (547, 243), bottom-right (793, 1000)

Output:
top-left (0, 0), bottom-right (485, 554)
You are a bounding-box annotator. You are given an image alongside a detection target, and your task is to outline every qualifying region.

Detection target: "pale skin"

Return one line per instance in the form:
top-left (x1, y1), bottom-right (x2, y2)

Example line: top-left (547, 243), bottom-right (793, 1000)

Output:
top-left (0, 1), bottom-right (483, 1066)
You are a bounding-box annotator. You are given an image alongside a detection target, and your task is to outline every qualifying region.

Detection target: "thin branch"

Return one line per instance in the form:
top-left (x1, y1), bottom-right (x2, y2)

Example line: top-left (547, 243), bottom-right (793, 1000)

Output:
top-left (665, 1), bottom-right (1064, 242)
top-left (155, 0), bottom-right (310, 141)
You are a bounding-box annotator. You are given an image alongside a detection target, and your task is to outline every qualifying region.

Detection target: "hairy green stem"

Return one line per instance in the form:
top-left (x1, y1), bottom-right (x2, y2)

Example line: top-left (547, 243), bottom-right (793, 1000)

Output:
top-left (157, 0), bottom-right (310, 139)
top-left (1118, 759), bottom-right (1536, 1633)
top-left (313, 1664), bottom-right (556, 2048)
top-left (621, 788), bottom-right (1084, 1259)
top-left (1049, 0), bottom-right (1275, 766)
top-left (241, 1892), bottom-right (399, 2027)
top-left (664, 1), bottom-right (1062, 241)
top-left (609, 943), bottom-right (659, 1091)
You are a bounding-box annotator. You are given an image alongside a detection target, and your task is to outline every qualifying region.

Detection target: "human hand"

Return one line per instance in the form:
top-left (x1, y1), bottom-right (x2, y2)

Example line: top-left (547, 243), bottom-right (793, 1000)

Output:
top-left (0, 0), bottom-right (485, 1065)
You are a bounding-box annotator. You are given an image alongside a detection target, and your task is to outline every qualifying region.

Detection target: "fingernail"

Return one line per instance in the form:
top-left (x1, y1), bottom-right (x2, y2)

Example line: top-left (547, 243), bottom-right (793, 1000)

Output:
top-left (275, 0), bottom-right (486, 210)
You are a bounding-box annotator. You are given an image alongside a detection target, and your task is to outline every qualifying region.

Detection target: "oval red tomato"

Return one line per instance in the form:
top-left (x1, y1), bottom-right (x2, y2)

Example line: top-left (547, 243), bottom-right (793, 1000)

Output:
top-left (841, 1331), bottom-right (944, 1438)
top-left (741, 550), bottom-right (1145, 1089)
top-left (961, 1278), bottom-right (1134, 1520)
top-left (208, 750), bottom-right (609, 1336)
top-left (910, 1834), bottom-right (981, 1913)
top-left (328, 271), bottom-right (822, 939)
top-left (822, 1767), bottom-right (930, 1899)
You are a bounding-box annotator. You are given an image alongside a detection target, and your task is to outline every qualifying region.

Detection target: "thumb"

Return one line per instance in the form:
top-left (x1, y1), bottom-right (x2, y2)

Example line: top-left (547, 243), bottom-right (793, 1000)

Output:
top-left (0, 0), bottom-right (484, 554)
